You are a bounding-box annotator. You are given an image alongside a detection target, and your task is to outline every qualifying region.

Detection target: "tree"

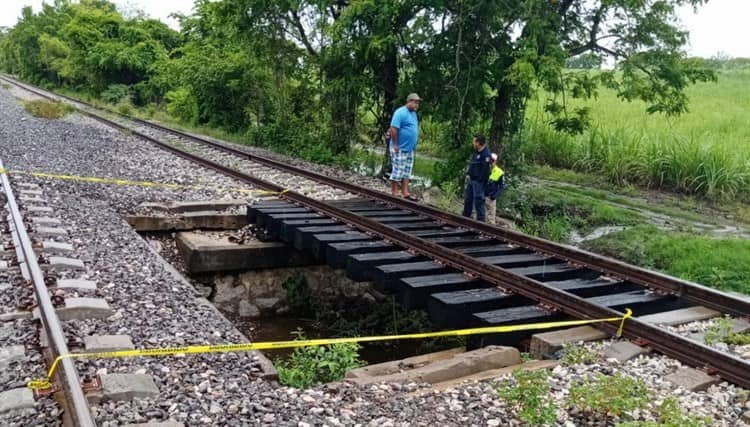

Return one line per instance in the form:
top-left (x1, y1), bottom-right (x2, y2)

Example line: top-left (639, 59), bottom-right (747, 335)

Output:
top-left (404, 0), bottom-right (714, 182)
top-left (566, 53), bottom-right (602, 69)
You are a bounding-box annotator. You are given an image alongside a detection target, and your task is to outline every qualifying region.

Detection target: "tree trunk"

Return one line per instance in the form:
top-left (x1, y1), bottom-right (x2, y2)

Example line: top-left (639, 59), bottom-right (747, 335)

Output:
top-left (489, 81), bottom-right (513, 157)
top-left (378, 45), bottom-right (398, 177)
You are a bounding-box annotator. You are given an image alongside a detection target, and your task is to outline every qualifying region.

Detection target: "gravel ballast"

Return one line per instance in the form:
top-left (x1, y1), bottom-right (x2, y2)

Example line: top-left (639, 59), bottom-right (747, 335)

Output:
top-left (1, 83), bottom-right (748, 426)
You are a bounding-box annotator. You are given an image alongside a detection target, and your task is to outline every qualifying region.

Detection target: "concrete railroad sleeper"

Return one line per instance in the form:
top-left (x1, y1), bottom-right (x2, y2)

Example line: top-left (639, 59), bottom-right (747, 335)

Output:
top-left (0, 158), bottom-right (97, 426)
top-left (3, 74), bottom-right (750, 388)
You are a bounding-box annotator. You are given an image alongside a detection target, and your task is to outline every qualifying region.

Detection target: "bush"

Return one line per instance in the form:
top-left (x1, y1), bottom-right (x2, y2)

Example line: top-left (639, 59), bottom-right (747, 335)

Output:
top-left (498, 369), bottom-right (558, 426)
top-left (275, 334), bottom-right (365, 389)
top-left (166, 87), bottom-right (199, 124)
top-left (100, 84), bottom-right (130, 104)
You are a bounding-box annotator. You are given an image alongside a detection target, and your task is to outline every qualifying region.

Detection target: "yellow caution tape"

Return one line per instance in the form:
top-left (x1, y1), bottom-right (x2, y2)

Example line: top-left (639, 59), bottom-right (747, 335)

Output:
top-left (28, 309), bottom-right (632, 391)
top-left (0, 168), bottom-right (284, 196)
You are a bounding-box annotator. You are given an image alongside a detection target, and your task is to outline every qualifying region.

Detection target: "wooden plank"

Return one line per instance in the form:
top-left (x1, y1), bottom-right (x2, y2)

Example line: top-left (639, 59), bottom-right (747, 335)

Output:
top-left (310, 232), bottom-right (373, 262)
top-left (326, 241), bottom-right (397, 269)
top-left (397, 273), bottom-right (488, 310)
top-left (477, 253), bottom-right (563, 269)
top-left (346, 251), bottom-right (426, 281)
top-left (257, 212), bottom-right (322, 231)
top-left (428, 288), bottom-right (532, 329)
top-left (279, 218), bottom-right (338, 241)
top-left (504, 263), bottom-right (594, 282)
top-left (292, 225), bottom-right (353, 248)
top-left (370, 261), bottom-right (453, 291)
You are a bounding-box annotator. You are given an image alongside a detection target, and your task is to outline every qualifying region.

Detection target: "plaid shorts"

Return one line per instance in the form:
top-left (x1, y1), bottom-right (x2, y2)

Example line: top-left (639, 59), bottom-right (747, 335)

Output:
top-left (390, 149), bottom-right (415, 181)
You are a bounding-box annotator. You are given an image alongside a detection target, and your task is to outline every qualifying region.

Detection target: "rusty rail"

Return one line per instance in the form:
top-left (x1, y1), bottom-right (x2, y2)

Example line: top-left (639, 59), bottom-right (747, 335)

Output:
top-left (0, 158), bottom-right (96, 426)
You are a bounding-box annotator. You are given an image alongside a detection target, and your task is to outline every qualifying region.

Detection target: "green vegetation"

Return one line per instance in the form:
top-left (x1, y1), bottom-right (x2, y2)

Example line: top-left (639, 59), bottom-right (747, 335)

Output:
top-left (499, 185), bottom-right (642, 242)
top-left (704, 316), bottom-right (750, 346)
top-left (275, 332), bottom-right (365, 389)
top-left (583, 226), bottom-right (750, 294)
top-left (496, 370), bottom-right (710, 426)
top-left (705, 316), bottom-right (734, 346)
top-left (560, 345), bottom-right (599, 366)
top-left (617, 398), bottom-right (712, 427)
top-left (568, 373), bottom-right (649, 420)
top-left (22, 99), bottom-right (73, 119)
top-left (281, 274), bottom-right (463, 354)
top-left (498, 369), bottom-right (558, 426)
top-left (524, 69), bottom-right (750, 201)
top-left (0, 0), bottom-right (716, 187)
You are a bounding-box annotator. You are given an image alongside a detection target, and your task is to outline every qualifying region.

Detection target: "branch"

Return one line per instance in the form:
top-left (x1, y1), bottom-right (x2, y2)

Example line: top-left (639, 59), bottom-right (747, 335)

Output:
top-left (286, 9), bottom-right (318, 57)
top-left (566, 5), bottom-right (606, 57)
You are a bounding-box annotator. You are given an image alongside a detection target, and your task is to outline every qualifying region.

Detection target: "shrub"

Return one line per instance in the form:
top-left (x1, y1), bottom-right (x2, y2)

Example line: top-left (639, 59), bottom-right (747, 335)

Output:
top-left (100, 84), bottom-right (130, 104)
top-left (166, 87), bottom-right (199, 124)
top-left (275, 335), bottom-right (365, 389)
top-left (568, 373), bottom-right (649, 420)
top-left (23, 100), bottom-right (73, 119)
top-left (498, 369), bottom-right (558, 426)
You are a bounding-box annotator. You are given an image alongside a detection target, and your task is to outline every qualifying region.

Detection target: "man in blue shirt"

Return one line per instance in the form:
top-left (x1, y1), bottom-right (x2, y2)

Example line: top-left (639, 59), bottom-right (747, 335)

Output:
top-left (388, 93), bottom-right (421, 200)
top-left (462, 134), bottom-right (492, 221)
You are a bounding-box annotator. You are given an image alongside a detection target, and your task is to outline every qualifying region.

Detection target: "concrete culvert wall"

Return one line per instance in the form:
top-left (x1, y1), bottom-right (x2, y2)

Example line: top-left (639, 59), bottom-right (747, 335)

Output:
top-left (211, 266), bottom-right (374, 318)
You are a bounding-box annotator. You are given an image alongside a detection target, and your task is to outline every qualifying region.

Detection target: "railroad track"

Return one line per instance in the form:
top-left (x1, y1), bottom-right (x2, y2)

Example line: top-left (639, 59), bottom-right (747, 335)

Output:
top-left (0, 158), bottom-right (96, 426)
top-left (2, 74), bottom-right (749, 390)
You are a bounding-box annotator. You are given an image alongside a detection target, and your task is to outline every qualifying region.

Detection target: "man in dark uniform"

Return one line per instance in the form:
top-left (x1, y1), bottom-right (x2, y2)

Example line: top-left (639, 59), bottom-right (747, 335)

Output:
top-left (462, 134), bottom-right (492, 221)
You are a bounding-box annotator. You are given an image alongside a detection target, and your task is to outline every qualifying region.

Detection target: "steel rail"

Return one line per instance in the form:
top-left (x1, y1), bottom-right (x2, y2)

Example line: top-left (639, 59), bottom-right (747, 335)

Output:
top-left (0, 159), bottom-right (97, 426)
top-left (4, 74), bottom-right (744, 317)
top-left (4, 75), bottom-right (750, 387)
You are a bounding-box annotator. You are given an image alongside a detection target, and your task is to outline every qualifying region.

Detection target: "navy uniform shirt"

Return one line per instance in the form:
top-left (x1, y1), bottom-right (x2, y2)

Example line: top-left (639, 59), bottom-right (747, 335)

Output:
top-left (467, 145), bottom-right (492, 184)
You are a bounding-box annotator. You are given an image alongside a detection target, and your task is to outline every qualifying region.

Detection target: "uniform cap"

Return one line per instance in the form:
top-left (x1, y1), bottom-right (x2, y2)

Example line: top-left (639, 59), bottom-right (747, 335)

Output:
top-left (406, 93), bottom-right (422, 102)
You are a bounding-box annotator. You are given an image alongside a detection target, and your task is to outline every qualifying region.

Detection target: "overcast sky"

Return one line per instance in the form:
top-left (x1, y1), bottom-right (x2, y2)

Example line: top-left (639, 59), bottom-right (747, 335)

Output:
top-left (1, 0), bottom-right (748, 58)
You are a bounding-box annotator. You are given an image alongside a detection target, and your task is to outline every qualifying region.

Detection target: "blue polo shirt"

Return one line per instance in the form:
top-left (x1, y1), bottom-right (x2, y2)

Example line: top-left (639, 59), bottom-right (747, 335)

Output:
top-left (389, 106), bottom-right (419, 152)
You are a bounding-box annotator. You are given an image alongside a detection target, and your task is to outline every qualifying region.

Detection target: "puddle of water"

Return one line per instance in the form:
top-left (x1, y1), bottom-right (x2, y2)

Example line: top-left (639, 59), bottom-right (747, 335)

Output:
top-left (246, 316), bottom-right (439, 365)
top-left (569, 225), bottom-right (628, 244)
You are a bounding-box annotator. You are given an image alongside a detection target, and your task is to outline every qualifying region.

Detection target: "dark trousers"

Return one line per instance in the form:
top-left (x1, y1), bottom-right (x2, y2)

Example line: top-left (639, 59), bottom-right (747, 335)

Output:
top-left (462, 180), bottom-right (486, 221)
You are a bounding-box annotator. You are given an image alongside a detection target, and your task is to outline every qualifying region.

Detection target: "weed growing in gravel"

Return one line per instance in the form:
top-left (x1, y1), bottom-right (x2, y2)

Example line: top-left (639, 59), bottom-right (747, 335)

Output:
top-left (275, 332), bottom-right (365, 389)
top-left (724, 333), bottom-right (750, 345)
top-left (617, 397), bottom-right (713, 427)
top-left (560, 345), bottom-right (598, 366)
top-left (498, 369), bottom-right (558, 426)
top-left (705, 316), bottom-right (733, 346)
top-left (568, 373), bottom-right (649, 421)
top-left (704, 316), bottom-right (750, 346)
top-left (23, 100), bottom-right (74, 119)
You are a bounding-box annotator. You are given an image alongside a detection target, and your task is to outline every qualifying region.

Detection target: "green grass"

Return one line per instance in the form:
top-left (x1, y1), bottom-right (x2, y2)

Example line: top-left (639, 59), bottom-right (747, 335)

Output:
top-left (524, 69), bottom-right (750, 201)
top-left (583, 225), bottom-right (750, 294)
top-left (532, 165), bottom-right (750, 227)
top-left (499, 185), bottom-right (643, 241)
top-left (22, 100), bottom-right (74, 119)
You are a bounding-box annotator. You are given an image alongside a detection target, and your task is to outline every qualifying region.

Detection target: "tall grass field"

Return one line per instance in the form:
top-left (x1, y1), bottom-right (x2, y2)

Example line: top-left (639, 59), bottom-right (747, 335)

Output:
top-left (523, 69), bottom-right (750, 201)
